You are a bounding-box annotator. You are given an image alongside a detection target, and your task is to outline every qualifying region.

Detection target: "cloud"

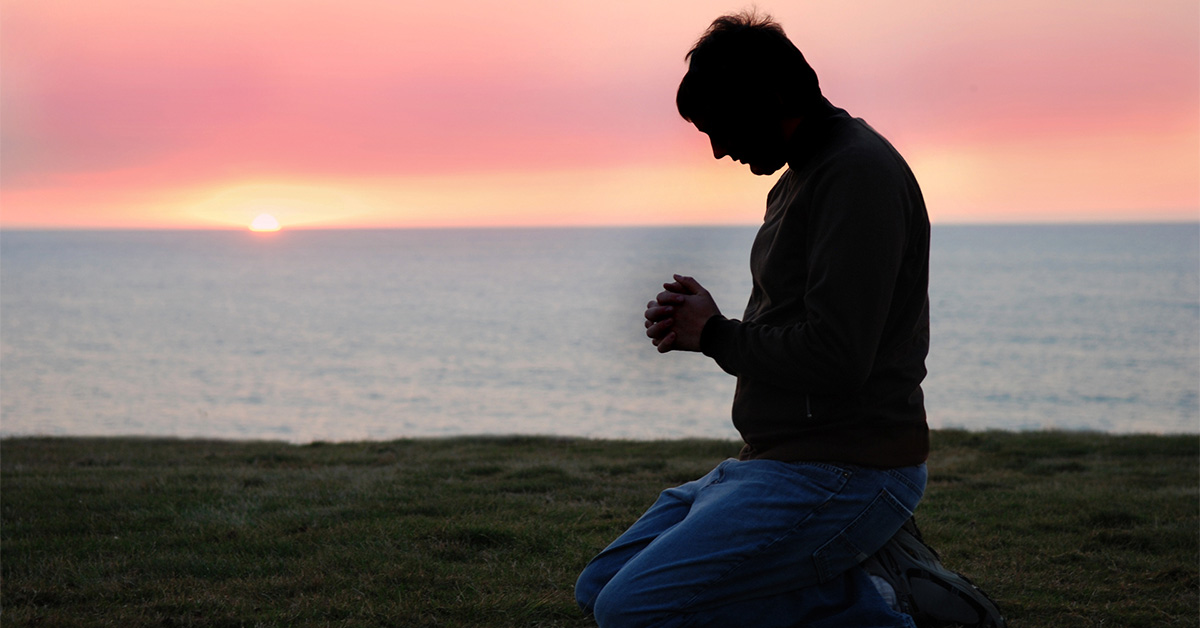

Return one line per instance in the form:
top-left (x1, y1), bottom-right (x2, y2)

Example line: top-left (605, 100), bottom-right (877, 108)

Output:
top-left (1, 0), bottom-right (1196, 226)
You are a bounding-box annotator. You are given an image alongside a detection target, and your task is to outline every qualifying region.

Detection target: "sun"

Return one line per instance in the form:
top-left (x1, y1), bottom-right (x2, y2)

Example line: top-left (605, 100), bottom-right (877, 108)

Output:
top-left (248, 214), bottom-right (281, 232)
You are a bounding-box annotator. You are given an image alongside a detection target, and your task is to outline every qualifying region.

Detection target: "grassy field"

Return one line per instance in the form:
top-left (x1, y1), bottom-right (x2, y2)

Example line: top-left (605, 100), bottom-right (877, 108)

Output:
top-left (2, 431), bottom-right (1196, 627)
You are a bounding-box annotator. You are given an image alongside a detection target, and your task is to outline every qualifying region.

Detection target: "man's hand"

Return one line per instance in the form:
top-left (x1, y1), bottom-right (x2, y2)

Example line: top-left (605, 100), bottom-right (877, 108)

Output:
top-left (643, 274), bottom-right (721, 353)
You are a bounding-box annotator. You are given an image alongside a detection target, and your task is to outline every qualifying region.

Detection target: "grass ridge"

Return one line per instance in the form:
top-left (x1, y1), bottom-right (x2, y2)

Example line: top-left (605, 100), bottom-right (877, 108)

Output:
top-left (3, 431), bottom-right (1196, 627)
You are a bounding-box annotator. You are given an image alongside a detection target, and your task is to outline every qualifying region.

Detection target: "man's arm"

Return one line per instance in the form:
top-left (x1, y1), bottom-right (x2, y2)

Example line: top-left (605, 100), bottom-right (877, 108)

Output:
top-left (649, 151), bottom-right (920, 394)
top-left (701, 160), bottom-right (917, 394)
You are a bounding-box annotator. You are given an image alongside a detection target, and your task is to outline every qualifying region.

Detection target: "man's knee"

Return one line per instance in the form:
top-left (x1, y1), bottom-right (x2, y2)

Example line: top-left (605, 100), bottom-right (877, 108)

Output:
top-left (590, 575), bottom-right (672, 628)
top-left (574, 564), bottom-right (602, 614)
top-left (592, 586), bottom-right (640, 628)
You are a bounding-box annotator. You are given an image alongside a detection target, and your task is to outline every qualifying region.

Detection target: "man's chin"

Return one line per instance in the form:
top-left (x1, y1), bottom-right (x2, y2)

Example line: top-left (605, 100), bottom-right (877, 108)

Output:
top-left (748, 162), bottom-right (784, 176)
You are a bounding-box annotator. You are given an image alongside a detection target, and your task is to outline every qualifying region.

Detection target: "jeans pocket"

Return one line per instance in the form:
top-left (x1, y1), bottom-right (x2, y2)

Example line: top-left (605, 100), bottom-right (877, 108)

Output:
top-left (811, 488), bottom-right (913, 583)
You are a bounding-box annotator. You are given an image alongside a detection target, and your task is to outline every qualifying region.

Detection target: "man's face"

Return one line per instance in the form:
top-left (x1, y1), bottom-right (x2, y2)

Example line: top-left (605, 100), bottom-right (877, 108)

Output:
top-left (692, 114), bottom-right (789, 176)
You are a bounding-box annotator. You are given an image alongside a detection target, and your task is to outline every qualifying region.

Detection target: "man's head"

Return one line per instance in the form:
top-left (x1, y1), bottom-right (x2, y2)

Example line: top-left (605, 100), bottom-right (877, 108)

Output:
top-left (676, 12), bottom-right (821, 175)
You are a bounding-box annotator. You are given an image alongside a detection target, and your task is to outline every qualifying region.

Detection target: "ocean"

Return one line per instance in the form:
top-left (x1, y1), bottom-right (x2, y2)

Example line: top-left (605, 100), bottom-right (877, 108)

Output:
top-left (1, 224), bottom-right (1197, 442)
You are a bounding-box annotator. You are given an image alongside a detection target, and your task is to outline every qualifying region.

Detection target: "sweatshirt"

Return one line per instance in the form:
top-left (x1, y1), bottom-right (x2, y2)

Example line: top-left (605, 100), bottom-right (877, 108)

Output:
top-left (699, 99), bottom-right (931, 468)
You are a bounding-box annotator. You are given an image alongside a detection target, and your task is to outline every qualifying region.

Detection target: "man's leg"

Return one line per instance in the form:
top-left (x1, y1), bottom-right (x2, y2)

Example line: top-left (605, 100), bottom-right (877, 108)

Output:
top-left (575, 462), bottom-right (727, 612)
top-left (579, 459), bottom-right (926, 628)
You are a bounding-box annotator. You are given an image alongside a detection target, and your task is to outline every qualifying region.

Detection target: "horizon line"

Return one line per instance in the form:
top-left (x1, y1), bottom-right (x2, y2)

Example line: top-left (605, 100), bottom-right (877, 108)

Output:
top-left (2, 218), bottom-right (1198, 233)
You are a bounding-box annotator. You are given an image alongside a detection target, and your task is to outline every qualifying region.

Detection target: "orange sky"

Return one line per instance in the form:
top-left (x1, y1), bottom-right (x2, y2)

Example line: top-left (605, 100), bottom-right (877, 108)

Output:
top-left (2, 0), bottom-right (1197, 229)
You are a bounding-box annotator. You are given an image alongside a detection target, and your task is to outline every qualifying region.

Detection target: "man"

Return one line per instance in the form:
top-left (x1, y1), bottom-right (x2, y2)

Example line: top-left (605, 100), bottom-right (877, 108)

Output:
top-left (575, 12), bottom-right (1006, 628)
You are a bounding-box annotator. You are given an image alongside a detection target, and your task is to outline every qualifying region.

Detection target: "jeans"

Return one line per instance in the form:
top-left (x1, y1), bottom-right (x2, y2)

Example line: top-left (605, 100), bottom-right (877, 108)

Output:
top-left (575, 459), bottom-right (927, 628)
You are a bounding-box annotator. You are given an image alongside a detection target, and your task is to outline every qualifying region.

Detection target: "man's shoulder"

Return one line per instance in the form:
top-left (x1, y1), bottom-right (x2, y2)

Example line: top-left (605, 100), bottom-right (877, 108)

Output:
top-left (806, 117), bottom-right (915, 186)
top-left (825, 118), bottom-right (905, 164)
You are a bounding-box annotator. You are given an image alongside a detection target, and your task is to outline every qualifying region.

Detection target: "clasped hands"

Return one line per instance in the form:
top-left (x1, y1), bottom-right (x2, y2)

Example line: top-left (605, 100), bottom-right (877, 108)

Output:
top-left (644, 274), bottom-right (721, 353)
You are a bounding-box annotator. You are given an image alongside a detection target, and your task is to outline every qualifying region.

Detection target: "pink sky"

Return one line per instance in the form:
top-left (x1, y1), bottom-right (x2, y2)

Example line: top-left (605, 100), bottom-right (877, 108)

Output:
top-left (2, 0), bottom-right (1197, 228)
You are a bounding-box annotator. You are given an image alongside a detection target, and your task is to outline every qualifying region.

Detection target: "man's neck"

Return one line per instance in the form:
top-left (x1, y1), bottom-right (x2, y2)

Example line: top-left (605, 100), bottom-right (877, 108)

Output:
top-left (781, 116), bottom-right (804, 144)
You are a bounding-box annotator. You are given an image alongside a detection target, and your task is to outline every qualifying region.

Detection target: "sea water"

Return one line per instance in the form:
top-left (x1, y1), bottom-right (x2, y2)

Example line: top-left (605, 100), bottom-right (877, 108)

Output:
top-left (2, 224), bottom-right (1196, 442)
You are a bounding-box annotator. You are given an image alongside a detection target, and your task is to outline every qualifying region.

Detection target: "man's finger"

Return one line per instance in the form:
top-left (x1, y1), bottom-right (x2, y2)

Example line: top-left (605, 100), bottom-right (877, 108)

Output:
top-left (656, 331), bottom-right (676, 353)
top-left (646, 318), bottom-right (673, 339)
top-left (672, 274), bottom-right (706, 295)
top-left (656, 291), bottom-right (686, 305)
top-left (645, 305), bottom-right (673, 322)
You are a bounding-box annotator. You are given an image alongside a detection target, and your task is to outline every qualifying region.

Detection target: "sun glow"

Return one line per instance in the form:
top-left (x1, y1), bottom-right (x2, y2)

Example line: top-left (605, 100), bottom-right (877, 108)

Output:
top-left (249, 214), bottom-right (281, 232)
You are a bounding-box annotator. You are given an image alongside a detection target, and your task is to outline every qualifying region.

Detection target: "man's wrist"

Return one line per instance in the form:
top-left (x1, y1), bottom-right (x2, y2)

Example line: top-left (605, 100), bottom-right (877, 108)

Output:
top-left (699, 314), bottom-right (730, 356)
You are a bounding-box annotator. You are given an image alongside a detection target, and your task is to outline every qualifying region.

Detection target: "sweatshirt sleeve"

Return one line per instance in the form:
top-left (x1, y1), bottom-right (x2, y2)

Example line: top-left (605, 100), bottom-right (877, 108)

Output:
top-left (699, 147), bottom-right (913, 394)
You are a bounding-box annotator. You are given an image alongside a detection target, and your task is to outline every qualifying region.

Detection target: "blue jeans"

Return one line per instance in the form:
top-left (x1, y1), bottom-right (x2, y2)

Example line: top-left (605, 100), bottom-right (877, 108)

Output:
top-left (575, 459), bottom-right (927, 628)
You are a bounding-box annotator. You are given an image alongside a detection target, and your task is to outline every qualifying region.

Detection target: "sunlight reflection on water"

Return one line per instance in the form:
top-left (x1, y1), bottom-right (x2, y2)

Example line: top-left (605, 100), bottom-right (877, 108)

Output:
top-left (1, 225), bottom-right (1197, 441)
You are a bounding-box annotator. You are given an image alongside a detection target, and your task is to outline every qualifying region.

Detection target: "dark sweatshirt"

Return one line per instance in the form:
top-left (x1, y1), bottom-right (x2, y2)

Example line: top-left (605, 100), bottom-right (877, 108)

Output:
top-left (699, 99), bottom-right (930, 468)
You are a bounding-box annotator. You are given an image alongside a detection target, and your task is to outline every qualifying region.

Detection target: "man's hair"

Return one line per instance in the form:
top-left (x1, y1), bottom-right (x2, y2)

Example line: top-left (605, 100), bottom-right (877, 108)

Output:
top-left (676, 11), bottom-right (821, 123)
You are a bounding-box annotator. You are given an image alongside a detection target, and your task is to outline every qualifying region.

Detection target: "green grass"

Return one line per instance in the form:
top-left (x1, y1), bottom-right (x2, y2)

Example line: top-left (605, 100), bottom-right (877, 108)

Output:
top-left (2, 431), bottom-right (1196, 627)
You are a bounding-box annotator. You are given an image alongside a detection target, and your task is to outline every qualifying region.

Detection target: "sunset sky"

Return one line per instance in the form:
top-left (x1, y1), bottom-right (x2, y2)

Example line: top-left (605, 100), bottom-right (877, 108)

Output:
top-left (2, 0), bottom-right (1197, 229)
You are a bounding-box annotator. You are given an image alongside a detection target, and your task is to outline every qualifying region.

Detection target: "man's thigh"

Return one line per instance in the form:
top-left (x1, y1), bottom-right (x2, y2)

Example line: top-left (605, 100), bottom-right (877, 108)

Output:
top-left (593, 459), bottom-right (921, 619)
top-left (575, 462), bottom-right (726, 610)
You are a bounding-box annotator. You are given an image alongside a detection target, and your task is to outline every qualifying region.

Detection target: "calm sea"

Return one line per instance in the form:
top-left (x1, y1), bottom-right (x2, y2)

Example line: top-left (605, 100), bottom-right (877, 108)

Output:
top-left (2, 224), bottom-right (1197, 442)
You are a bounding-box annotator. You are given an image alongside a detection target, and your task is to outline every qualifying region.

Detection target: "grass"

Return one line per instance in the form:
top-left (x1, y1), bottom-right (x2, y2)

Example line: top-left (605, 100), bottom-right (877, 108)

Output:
top-left (2, 431), bottom-right (1196, 627)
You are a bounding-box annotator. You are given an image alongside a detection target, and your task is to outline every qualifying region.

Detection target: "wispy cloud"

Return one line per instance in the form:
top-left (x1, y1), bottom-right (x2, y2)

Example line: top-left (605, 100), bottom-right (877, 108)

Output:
top-left (2, 0), bottom-right (1196, 227)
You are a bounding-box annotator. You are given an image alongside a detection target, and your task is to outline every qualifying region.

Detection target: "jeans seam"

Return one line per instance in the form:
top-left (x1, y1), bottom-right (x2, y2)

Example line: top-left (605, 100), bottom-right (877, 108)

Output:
top-left (803, 461), bottom-right (851, 477)
top-left (885, 467), bottom-right (923, 497)
top-left (707, 461), bottom-right (729, 486)
top-left (812, 487), bottom-right (913, 583)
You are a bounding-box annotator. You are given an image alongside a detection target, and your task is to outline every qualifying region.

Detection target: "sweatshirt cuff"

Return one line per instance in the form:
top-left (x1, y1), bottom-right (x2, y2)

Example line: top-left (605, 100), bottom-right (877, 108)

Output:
top-left (699, 314), bottom-right (736, 359)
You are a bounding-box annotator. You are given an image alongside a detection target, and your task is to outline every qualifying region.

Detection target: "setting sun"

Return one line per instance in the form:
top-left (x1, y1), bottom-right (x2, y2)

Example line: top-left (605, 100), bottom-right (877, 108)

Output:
top-left (249, 214), bottom-right (281, 232)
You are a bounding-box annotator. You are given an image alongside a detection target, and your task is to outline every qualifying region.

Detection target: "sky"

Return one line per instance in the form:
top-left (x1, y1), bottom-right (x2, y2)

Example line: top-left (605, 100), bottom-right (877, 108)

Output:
top-left (2, 0), bottom-right (1197, 229)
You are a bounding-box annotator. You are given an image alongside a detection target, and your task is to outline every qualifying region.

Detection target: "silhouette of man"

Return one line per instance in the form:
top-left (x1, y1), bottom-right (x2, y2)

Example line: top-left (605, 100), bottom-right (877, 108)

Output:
top-left (575, 12), bottom-right (1005, 628)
